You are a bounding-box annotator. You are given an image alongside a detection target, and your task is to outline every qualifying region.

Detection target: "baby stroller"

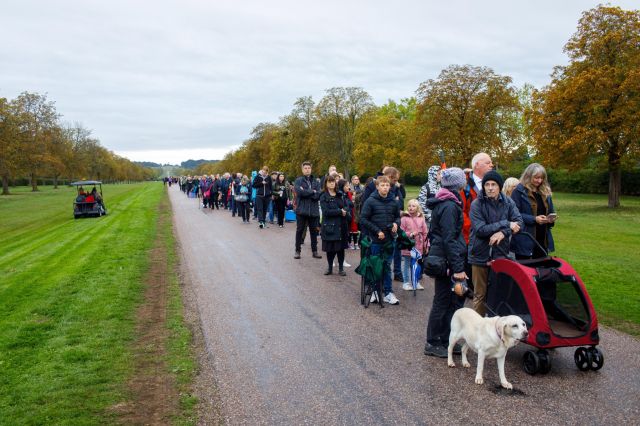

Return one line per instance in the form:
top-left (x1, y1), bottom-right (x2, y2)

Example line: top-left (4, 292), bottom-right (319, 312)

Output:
top-left (486, 233), bottom-right (603, 375)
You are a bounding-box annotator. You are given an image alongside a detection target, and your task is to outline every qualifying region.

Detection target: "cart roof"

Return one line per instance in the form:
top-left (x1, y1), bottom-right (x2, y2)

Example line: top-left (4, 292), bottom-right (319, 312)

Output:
top-left (70, 180), bottom-right (102, 186)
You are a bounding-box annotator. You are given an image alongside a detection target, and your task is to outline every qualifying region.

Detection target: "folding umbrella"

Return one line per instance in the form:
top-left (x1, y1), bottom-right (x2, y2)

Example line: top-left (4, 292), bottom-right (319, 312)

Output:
top-left (410, 246), bottom-right (423, 297)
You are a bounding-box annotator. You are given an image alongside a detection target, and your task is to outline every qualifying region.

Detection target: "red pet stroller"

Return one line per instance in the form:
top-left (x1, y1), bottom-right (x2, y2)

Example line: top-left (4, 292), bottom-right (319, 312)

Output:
top-left (486, 234), bottom-right (604, 375)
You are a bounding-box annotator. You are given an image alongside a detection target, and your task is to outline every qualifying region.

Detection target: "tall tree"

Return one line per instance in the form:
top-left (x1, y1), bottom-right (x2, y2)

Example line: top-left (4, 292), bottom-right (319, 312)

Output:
top-left (416, 65), bottom-right (522, 168)
top-left (0, 97), bottom-right (22, 195)
top-left (11, 92), bottom-right (60, 191)
top-left (530, 5), bottom-right (640, 207)
top-left (315, 87), bottom-right (373, 178)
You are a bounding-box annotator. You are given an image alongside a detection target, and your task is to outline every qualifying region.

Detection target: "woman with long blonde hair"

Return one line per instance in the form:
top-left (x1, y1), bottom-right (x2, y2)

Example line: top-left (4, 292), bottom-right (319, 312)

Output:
top-left (510, 163), bottom-right (556, 259)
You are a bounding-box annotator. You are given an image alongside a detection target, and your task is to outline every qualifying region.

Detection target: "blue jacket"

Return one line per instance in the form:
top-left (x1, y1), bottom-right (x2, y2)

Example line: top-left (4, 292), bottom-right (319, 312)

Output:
top-left (468, 193), bottom-right (523, 265)
top-left (510, 183), bottom-right (555, 256)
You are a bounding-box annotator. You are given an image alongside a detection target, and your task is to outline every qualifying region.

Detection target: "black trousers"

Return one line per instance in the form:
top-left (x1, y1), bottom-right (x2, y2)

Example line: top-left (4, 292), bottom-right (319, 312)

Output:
top-left (211, 192), bottom-right (219, 209)
top-left (238, 201), bottom-right (250, 222)
top-left (426, 275), bottom-right (464, 347)
top-left (274, 197), bottom-right (287, 226)
top-left (256, 195), bottom-right (269, 223)
top-left (295, 214), bottom-right (319, 252)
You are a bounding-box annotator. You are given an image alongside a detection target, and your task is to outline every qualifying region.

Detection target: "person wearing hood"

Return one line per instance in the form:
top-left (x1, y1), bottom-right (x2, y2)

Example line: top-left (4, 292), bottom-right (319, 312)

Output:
top-left (468, 171), bottom-right (523, 316)
top-left (418, 165), bottom-right (442, 224)
top-left (424, 167), bottom-right (469, 358)
top-left (359, 175), bottom-right (402, 305)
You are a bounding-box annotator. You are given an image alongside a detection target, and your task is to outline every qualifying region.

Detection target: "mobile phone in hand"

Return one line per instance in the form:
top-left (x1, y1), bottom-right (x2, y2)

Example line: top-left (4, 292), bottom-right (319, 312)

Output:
top-left (547, 213), bottom-right (557, 222)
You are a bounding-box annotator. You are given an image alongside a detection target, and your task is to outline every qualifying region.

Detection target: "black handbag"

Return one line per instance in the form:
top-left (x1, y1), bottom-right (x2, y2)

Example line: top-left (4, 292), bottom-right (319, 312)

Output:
top-left (423, 252), bottom-right (448, 278)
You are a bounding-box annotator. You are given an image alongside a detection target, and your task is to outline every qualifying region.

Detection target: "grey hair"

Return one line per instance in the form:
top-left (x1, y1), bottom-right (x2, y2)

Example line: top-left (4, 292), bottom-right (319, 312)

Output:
top-left (471, 152), bottom-right (490, 169)
top-left (520, 163), bottom-right (552, 197)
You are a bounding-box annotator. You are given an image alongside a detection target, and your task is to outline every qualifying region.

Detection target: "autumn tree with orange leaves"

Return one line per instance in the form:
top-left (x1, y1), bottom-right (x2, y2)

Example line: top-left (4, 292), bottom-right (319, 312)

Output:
top-left (530, 5), bottom-right (640, 208)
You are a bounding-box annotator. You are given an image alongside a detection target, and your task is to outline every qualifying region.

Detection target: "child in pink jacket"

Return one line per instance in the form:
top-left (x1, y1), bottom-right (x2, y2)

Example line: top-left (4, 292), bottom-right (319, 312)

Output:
top-left (400, 199), bottom-right (428, 290)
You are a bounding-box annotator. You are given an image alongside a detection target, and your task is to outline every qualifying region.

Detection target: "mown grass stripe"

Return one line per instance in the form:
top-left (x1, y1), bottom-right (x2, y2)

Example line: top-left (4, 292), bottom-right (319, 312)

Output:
top-left (0, 183), bottom-right (166, 425)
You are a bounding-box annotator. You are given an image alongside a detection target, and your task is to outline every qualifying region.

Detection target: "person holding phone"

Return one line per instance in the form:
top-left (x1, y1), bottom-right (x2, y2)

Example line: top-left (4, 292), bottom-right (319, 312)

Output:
top-left (510, 163), bottom-right (556, 259)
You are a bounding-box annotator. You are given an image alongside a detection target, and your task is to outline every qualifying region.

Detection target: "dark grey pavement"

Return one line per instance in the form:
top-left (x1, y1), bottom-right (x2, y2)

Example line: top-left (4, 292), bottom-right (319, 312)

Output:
top-left (170, 187), bottom-right (640, 425)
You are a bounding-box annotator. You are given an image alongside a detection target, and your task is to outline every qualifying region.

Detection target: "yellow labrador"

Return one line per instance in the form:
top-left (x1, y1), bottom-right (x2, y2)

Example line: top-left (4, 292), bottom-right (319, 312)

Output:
top-left (447, 308), bottom-right (528, 389)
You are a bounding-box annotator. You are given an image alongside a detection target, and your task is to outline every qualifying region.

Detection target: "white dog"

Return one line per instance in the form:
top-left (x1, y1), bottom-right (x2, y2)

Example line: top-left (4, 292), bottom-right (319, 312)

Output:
top-left (448, 308), bottom-right (528, 389)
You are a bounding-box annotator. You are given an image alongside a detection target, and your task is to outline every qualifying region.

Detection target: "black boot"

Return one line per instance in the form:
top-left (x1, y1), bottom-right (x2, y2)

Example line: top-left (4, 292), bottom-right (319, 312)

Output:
top-left (324, 268), bottom-right (332, 275)
top-left (338, 268), bottom-right (346, 276)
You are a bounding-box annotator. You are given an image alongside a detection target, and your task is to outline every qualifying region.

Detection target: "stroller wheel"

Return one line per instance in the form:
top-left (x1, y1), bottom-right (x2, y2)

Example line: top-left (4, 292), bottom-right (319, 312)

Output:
top-left (537, 350), bottom-right (552, 374)
top-left (588, 347), bottom-right (604, 371)
top-left (523, 350), bottom-right (540, 375)
top-left (574, 347), bottom-right (592, 371)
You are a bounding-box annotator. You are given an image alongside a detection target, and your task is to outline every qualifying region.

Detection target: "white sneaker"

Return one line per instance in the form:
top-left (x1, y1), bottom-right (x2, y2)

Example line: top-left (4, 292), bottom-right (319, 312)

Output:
top-left (384, 292), bottom-right (400, 305)
top-left (369, 291), bottom-right (379, 303)
top-left (416, 283), bottom-right (425, 290)
top-left (343, 261), bottom-right (351, 267)
top-left (402, 283), bottom-right (413, 291)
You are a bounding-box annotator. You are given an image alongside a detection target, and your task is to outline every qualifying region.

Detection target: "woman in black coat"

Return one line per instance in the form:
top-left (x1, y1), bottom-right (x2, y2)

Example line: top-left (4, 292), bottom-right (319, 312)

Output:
top-left (320, 175), bottom-right (350, 276)
top-left (424, 167), bottom-right (469, 359)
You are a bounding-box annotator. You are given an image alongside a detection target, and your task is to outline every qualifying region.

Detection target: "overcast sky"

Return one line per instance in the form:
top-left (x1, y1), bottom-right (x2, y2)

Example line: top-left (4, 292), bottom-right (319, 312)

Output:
top-left (1, 0), bottom-right (637, 165)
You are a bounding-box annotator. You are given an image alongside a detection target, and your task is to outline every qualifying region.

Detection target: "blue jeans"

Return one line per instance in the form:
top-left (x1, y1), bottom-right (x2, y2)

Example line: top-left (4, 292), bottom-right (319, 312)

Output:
top-left (369, 242), bottom-right (395, 296)
top-left (402, 255), bottom-right (412, 283)
top-left (268, 198), bottom-right (274, 222)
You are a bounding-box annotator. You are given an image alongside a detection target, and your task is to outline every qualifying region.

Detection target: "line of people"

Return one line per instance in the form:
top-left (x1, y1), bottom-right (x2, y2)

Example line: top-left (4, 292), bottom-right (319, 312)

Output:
top-left (172, 154), bottom-right (557, 352)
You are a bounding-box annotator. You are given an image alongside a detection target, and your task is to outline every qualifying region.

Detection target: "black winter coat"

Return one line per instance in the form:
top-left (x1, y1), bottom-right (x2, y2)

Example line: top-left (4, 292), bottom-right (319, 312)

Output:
top-left (362, 176), bottom-right (404, 211)
top-left (468, 193), bottom-right (523, 265)
top-left (426, 193), bottom-right (466, 274)
top-left (359, 191), bottom-right (401, 244)
top-left (320, 192), bottom-right (350, 241)
top-left (294, 175), bottom-right (321, 217)
top-left (252, 174), bottom-right (272, 197)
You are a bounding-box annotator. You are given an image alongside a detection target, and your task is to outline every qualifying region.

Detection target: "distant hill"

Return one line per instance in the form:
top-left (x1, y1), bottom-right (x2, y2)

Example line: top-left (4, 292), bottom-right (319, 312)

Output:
top-left (135, 161), bottom-right (162, 168)
top-left (181, 159), bottom-right (219, 169)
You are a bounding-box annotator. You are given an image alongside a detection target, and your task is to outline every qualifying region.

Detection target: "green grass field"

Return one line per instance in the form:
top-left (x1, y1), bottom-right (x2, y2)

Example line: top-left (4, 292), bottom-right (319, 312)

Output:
top-left (405, 186), bottom-right (640, 335)
top-left (0, 183), bottom-right (194, 425)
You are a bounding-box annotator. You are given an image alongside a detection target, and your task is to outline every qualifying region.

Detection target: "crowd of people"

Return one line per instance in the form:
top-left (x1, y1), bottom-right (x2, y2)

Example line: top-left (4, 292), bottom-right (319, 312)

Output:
top-left (170, 153), bottom-right (557, 359)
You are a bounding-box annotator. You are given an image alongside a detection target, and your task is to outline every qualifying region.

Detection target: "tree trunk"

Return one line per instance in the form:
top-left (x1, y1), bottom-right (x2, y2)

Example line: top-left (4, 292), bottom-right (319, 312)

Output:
top-left (31, 173), bottom-right (39, 192)
top-left (607, 146), bottom-right (621, 208)
top-left (2, 175), bottom-right (10, 195)
top-left (53, 174), bottom-right (59, 189)
top-left (608, 168), bottom-right (621, 208)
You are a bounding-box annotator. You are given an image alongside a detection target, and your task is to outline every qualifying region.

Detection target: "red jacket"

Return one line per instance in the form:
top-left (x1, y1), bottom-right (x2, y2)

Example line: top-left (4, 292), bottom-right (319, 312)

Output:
top-left (459, 173), bottom-right (478, 244)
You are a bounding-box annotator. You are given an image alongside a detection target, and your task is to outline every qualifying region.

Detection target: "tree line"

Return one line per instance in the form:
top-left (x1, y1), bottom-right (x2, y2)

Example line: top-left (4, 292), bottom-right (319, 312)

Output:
top-left (0, 92), bottom-right (157, 195)
top-left (197, 5), bottom-right (639, 208)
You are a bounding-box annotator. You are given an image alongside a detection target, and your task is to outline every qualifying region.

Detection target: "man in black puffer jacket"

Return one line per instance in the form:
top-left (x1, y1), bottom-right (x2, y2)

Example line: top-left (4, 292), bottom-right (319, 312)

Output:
top-left (293, 161), bottom-right (322, 259)
top-left (359, 175), bottom-right (402, 305)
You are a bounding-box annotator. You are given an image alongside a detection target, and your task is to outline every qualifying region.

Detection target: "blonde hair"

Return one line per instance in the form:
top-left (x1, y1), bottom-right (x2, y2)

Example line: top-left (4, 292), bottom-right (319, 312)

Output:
top-left (520, 163), bottom-right (552, 197)
top-left (404, 199), bottom-right (424, 217)
top-left (502, 177), bottom-right (519, 197)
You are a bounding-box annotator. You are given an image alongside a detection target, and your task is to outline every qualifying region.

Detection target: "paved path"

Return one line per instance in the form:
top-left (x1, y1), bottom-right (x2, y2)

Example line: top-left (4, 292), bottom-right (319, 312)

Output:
top-left (170, 187), bottom-right (640, 425)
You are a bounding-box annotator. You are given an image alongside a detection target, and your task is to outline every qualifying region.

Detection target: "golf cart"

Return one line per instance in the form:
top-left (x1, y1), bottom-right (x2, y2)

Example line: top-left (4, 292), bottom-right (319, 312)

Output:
top-left (72, 180), bottom-right (107, 218)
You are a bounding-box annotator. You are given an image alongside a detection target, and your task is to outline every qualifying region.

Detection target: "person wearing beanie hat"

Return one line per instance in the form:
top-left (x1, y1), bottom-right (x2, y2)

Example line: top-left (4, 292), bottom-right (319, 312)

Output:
top-left (440, 167), bottom-right (467, 191)
top-left (424, 166), bottom-right (468, 358)
top-left (468, 171), bottom-right (523, 316)
top-left (481, 170), bottom-right (504, 194)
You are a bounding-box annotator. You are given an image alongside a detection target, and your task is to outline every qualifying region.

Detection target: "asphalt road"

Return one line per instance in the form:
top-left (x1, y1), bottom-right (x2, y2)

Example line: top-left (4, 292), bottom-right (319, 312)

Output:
top-left (170, 187), bottom-right (640, 425)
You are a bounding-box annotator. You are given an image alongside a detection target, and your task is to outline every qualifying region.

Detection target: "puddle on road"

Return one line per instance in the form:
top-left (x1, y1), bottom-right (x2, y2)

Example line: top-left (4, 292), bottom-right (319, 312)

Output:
top-left (490, 385), bottom-right (526, 396)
